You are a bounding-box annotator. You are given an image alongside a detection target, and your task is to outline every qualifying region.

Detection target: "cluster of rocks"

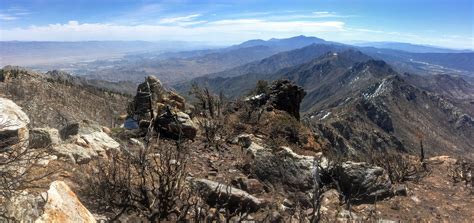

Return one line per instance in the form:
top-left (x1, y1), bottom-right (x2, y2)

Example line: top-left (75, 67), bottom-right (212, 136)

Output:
top-left (126, 75), bottom-right (198, 139)
top-left (0, 97), bottom-right (99, 222)
top-left (245, 79), bottom-right (306, 120)
top-left (233, 133), bottom-right (396, 203)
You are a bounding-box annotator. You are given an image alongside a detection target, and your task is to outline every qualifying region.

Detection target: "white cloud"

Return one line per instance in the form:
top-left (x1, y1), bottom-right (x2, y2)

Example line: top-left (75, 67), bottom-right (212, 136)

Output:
top-left (0, 13), bottom-right (18, 21)
top-left (0, 19), bottom-right (345, 44)
top-left (312, 11), bottom-right (345, 18)
top-left (159, 14), bottom-right (201, 24)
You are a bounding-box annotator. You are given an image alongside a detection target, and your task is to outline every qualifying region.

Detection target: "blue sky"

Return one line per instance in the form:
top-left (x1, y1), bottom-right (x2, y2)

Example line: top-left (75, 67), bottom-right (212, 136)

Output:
top-left (0, 0), bottom-right (472, 49)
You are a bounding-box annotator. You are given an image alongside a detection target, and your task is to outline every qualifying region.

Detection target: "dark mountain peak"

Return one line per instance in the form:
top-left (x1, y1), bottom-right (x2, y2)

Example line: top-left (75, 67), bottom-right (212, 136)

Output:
top-left (319, 49), bottom-right (371, 61)
top-left (232, 35), bottom-right (327, 50)
top-left (349, 59), bottom-right (396, 78)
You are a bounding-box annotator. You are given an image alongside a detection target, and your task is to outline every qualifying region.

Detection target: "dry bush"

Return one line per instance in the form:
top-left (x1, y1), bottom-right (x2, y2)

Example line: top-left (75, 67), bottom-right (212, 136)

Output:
top-left (368, 149), bottom-right (427, 183)
top-left (448, 159), bottom-right (472, 187)
top-left (189, 84), bottom-right (229, 149)
top-left (0, 123), bottom-right (53, 220)
top-left (83, 135), bottom-right (195, 222)
top-left (83, 135), bottom-right (255, 221)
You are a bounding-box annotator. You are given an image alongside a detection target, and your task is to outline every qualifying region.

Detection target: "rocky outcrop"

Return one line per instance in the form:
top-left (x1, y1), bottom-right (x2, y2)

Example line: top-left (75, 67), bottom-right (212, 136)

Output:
top-left (0, 97), bottom-right (30, 149)
top-left (238, 133), bottom-right (393, 203)
top-left (244, 80), bottom-right (306, 120)
top-left (128, 75), bottom-right (186, 120)
top-left (192, 178), bottom-right (264, 212)
top-left (127, 75), bottom-right (197, 140)
top-left (36, 181), bottom-right (96, 223)
top-left (268, 80), bottom-right (306, 120)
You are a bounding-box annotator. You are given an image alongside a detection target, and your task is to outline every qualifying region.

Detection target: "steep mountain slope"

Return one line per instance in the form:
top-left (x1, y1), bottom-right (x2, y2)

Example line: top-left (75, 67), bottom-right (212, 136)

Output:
top-left (0, 66), bottom-right (130, 129)
top-left (308, 73), bottom-right (473, 156)
top-left (174, 44), bottom-right (352, 95)
top-left (74, 36), bottom-right (334, 84)
top-left (179, 48), bottom-right (473, 156)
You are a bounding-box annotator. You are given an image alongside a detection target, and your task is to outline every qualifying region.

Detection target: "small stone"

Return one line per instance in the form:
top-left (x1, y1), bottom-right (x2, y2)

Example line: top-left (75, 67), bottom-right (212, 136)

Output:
top-left (393, 184), bottom-right (408, 196)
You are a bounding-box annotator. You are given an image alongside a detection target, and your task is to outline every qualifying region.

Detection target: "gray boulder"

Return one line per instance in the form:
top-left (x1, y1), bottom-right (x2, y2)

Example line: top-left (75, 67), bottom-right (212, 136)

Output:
top-left (154, 110), bottom-right (197, 140)
top-left (332, 161), bottom-right (393, 203)
top-left (192, 178), bottom-right (264, 212)
top-left (56, 120), bottom-right (120, 164)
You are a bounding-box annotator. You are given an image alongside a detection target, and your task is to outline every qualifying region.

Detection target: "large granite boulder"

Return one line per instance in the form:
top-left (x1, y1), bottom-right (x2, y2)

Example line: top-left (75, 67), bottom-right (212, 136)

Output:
top-left (249, 145), bottom-right (316, 191)
top-left (56, 120), bottom-right (120, 164)
top-left (238, 134), bottom-right (316, 191)
top-left (330, 161), bottom-right (393, 203)
top-left (0, 97), bottom-right (30, 149)
top-left (2, 181), bottom-right (96, 223)
top-left (192, 178), bottom-right (264, 213)
top-left (1, 191), bottom-right (45, 222)
top-left (154, 110), bottom-right (197, 140)
top-left (36, 181), bottom-right (96, 223)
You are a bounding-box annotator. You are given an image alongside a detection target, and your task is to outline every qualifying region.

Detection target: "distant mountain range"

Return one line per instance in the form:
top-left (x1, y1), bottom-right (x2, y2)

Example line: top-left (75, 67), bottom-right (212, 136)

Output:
top-left (2, 36), bottom-right (474, 86)
top-left (354, 41), bottom-right (472, 53)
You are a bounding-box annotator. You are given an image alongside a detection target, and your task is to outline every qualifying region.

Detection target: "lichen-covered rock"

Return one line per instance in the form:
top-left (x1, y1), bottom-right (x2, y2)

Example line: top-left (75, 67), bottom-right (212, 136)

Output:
top-left (29, 127), bottom-right (61, 148)
top-left (54, 120), bottom-right (119, 164)
top-left (154, 110), bottom-right (197, 140)
top-left (248, 145), bottom-right (316, 191)
top-left (192, 178), bottom-right (264, 212)
top-left (333, 161), bottom-right (393, 203)
top-left (52, 143), bottom-right (96, 164)
top-left (35, 181), bottom-right (96, 223)
top-left (1, 191), bottom-right (45, 222)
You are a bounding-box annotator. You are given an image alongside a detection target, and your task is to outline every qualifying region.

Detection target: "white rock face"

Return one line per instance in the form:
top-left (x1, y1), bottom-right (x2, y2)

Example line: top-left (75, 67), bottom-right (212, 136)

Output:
top-left (55, 120), bottom-right (121, 164)
top-left (35, 181), bottom-right (96, 223)
top-left (0, 97), bottom-right (30, 131)
top-left (80, 131), bottom-right (120, 152)
top-left (0, 97), bottom-right (30, 148)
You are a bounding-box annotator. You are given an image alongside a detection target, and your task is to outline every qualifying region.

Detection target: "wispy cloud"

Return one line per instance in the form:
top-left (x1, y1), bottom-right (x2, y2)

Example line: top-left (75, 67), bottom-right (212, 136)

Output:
top-left (312, 11), bottom-right (345, 18)
top-left (159, 14), bottom-right (201, 24)
top-left (0, 7), bottom-right (30, 21)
